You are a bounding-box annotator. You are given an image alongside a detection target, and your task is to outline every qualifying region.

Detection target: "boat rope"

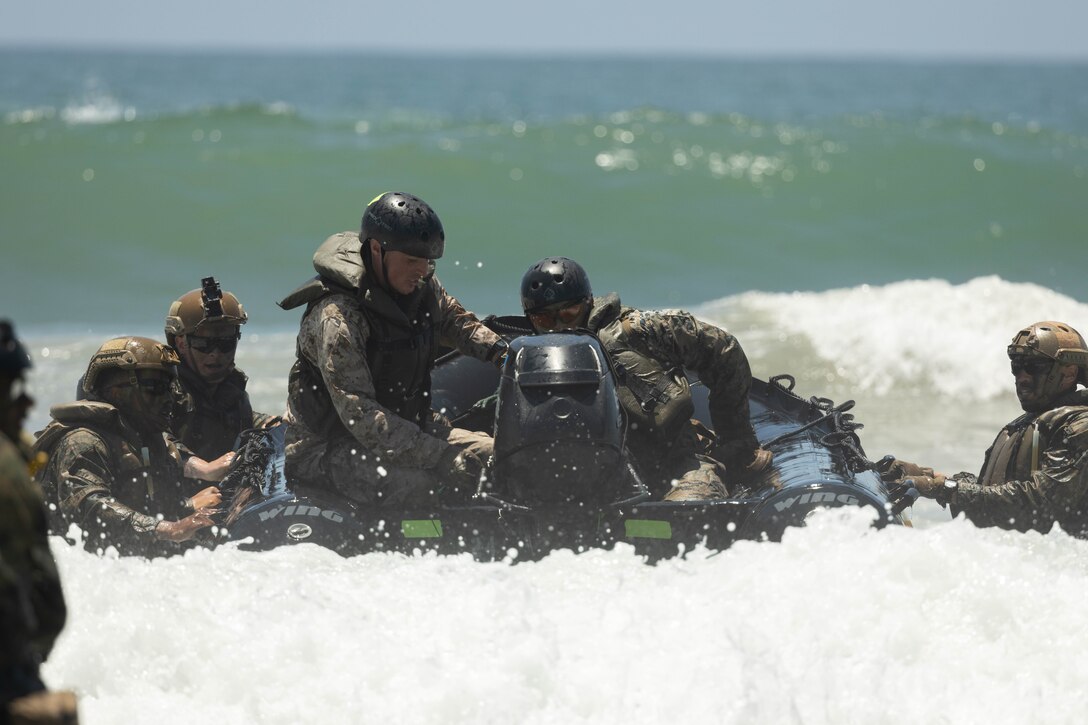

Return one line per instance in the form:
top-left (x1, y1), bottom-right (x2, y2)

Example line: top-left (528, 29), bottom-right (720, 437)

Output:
top-left (765, 376), bottom-right (878, 474)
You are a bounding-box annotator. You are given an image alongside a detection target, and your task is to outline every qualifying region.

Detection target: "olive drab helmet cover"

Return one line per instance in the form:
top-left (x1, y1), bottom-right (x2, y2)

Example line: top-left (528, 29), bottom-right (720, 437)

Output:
top-left (520, 257), bottom-right (593, 314)
top-left (164, 277), bottom-right (248, 345)
top-left (1007, 321), bottom-right (1088, 408)
top-left (82, 336), bottom-right (180, 397)
top-left (361, 192), bottom-right (445, 260)
top-left (0, 319), bottom-right (32, 376)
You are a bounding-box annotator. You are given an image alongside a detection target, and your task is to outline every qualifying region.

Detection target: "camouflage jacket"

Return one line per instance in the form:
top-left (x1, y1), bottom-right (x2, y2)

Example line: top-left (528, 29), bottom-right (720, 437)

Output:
top-left (586, 294), bottom-right (759, 466)
top-left (32, 401), bottom-right (196, 555)
top-left (172, 362), bottom-right (273, 461)
top-left (0, 432), bottom-right (66, 674)
top-left (282, 232), bottom-right (503, 472)
top-left (939, 389), bottom-right (1088, 535)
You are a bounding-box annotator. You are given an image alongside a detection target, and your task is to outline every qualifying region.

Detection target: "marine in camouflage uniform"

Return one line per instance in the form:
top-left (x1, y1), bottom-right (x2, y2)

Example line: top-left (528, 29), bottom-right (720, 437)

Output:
top-left (280, 192), bottom-right (506, 507)
top-left (1, 321), bottom-right (73, 721)
top-left (165, 278), bottom-right (274, 463)
top-left (901, 321), bottom-right (1088, 535)
top-left (33, 337), bottom-right (219, 557)
top-left (520, 257), bottom-right (771, 501)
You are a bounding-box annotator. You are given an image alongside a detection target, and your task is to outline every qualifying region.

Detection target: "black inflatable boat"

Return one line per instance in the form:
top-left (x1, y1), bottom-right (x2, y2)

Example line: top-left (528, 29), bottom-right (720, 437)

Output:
top-left (222, 320), bottom-right (910, 560)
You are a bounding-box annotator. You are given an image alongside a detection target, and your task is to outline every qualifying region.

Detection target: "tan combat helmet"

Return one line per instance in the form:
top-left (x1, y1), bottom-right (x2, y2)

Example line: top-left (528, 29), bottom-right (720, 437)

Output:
top-left (1008, 320), bottom-right (1088, 389)
top-left (83, 337), bottom-right (180, 397)
top-left (164, 277), bottom-right (247, 346)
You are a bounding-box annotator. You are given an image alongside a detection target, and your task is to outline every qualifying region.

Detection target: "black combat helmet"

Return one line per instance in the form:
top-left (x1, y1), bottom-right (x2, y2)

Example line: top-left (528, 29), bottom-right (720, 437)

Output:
top-left (0, 320), bottom-right (32, 376)
top-left (361, 192), bottom-right (445, 260)
top-left (520, 257), bottom-right (593, 314)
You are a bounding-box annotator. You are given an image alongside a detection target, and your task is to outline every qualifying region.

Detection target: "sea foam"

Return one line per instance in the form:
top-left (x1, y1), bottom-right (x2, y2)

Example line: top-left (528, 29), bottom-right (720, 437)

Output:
top-left (42, 508), bottom-right (1088, 725)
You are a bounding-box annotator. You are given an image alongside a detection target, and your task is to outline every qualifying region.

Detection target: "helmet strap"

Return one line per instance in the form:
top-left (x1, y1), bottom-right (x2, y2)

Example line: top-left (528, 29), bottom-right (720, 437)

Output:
top-left (366, 239), bottom-right (395, 294)
top-left (1028, 361), bottom-right (1066, 410)
top-left (175, 335), bottom-right (195, 371)
top-left (380, 247), bottom-right (394, 293)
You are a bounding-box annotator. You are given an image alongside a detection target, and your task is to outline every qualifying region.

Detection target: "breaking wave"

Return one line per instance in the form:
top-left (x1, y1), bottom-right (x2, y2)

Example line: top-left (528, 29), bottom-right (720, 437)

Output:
top-left (699, 276), bottom-right (1088, 400)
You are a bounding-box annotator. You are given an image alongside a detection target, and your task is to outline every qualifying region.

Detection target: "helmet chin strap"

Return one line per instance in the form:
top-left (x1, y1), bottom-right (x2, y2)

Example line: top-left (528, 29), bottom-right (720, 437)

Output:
top-left (368, 238), bottom-right (433, 295)
top-left (106, 386), bottom-right (151, 434)
top-left (380, 248), bottom-right (395, 293)
top-left (178, 341), bottom-right (195, 371)
top-left (1023, 360), bottom-right (1066, 411)
top-left (422, 260), bottom-right (436, 285)
top-left (366, 240), bottom-right (395, 293)
top-left (1041, 362), bottom-right (1065, 400)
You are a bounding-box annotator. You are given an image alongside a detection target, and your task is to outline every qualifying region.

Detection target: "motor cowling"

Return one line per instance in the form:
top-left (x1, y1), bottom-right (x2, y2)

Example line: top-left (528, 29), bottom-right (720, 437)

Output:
top-left (493, 333), bottom-right (627, 505)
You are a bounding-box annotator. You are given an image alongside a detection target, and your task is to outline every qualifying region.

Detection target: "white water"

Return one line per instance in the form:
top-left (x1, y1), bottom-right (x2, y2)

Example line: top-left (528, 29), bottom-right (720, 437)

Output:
top-left (23, 276), bottom-right (1088, 723)
top-left (43, 509), bottom-right (1088, 724)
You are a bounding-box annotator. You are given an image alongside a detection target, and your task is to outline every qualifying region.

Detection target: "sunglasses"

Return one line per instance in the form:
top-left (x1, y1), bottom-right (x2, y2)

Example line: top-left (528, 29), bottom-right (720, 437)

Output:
top-left (188, 335), bottom-right (239, 354)
top-left (528, 300), bottom-right (587, 330)
top-left (1010, 358), bottom-right (1052, 377)
top-left (136, 377), bottom-right (174, 397)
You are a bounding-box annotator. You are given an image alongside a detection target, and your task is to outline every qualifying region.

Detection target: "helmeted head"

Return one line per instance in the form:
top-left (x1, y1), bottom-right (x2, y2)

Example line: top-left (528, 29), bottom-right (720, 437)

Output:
top-left (361, 192), bottom-right (444, 296)
top-left (83, 336), bottom-right (182, 431)
top-left (0, 319), bottom-right (34, 440)
top-left (165, 277), bottom-right (247, 346)
top-left (0, 320), bottom-right (32, 377)
top-left (1007, 320), bottom-right (1088, 412)
top-left (361, 192), bottom-right (445, 260)
top-left (165, 277), bottom-right (247, 384)
top-left (520, 257), bottom-right (593, 332)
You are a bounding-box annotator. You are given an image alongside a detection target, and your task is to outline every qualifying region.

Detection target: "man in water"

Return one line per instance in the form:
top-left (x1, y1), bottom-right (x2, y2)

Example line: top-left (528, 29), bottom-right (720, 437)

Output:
top-left (280, 192), bottom-right (507, 507)
top-left (518, 256), bottom-right (771, 500)
top-left (34, 336), bottom-right (223, 556)
top-left (165, 278), bottom-right (275, 468)
top-left (1, 320), bottom-right (78, 722)
top-left (896, 321), bottom-right (1088, 535)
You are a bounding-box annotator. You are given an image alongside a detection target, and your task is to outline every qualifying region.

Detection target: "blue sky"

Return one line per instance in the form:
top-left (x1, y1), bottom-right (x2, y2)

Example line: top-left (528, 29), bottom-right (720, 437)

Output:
top-left (2, 0), bottom-right (1086, 59)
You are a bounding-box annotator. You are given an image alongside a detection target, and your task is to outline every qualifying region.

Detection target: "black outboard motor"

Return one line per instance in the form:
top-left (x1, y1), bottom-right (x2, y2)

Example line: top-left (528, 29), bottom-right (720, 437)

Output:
top-left (492, 333), bottom-right (631, 506)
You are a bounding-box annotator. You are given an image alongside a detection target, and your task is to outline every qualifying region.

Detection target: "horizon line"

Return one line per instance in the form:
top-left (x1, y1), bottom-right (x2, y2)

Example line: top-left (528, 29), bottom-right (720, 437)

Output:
top-left (2, 41), bottom-right (1087, 65)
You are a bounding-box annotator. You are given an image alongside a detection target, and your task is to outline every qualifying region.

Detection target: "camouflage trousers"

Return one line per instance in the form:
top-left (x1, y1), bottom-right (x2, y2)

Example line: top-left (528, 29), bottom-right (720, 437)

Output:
top-left (660, 455), bottom-right (730, 501)
top-left (633, 422), bottom-right (730, 502)
top-left (314, 423), bottom-right (494, 508)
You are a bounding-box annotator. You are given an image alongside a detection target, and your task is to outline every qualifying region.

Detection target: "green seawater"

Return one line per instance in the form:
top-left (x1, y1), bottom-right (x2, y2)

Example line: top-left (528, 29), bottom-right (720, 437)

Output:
top-left (2, 50), bottom-right (1086, 330)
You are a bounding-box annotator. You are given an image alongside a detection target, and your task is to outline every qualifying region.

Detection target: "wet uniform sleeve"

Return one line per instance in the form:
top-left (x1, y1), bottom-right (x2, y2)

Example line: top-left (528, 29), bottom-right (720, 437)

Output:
top-left (49, 429), bottom-right (162, 542)
top-left (302, 296), bottom-right (452, 468)
top-left (433, 278), bottom-right (504, 362)
top-left (0, 443), bottom-right (67, 666)
top-left (948, 411), bottom-right (1088, 533)
top-left (169, 432), bottom-right (196, 467)
top-left (252, 410), bottom-right (278, 429)
top-left (625, 310), bottom-right (759, 465)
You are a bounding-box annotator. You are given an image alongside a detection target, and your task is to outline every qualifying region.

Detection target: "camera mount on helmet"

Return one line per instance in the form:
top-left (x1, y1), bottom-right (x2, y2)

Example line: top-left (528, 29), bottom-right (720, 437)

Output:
top-left (201, 276), bottom-right (225, 319)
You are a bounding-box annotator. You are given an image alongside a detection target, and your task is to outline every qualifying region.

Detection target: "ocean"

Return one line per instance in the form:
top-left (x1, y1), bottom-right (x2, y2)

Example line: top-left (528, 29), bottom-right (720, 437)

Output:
top-left (3, 49), bottom-right (1088, 723)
